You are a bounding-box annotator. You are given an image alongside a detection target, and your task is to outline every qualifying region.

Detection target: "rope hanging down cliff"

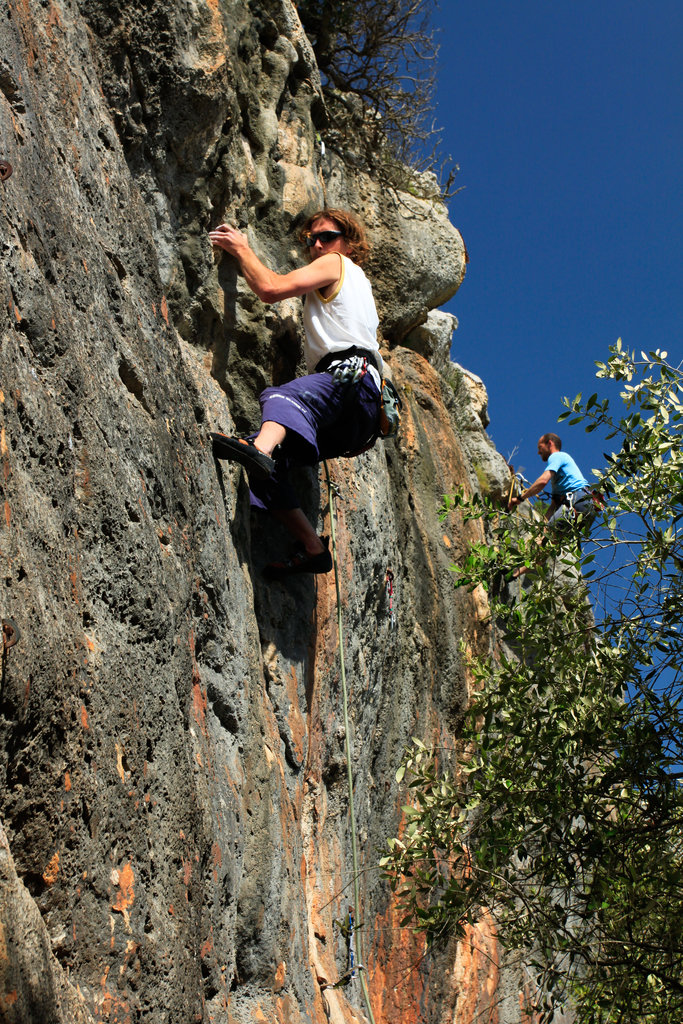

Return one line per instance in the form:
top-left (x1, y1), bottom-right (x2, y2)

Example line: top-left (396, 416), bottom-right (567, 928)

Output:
top-left (322, 460), bottom-right (377, 1024)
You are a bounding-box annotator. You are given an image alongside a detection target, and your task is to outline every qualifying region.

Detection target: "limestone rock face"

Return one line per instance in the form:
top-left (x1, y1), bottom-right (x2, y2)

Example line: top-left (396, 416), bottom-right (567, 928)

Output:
top-left (0, 822), bottom-right (95, 1024)
top-left (403, 309), bottom-right (459, 377)
top-left (1, 3), bottom-right (514, 1023)
top-left (449, 365), bottom-right (513, 499)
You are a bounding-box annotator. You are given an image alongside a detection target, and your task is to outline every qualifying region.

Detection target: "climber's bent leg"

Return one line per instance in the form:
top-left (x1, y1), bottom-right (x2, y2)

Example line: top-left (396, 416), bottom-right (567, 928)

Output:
top-left (273, 508), bottom-right (326, 555)
top-left (252, 420), bottom-right (287, 457)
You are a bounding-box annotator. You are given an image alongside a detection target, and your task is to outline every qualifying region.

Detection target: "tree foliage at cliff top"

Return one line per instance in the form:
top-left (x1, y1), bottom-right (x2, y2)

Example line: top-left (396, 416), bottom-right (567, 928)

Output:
top-left (382, 344), bottom-right (683, 1022)
top-left (298, 0), bottom-right (456, 198)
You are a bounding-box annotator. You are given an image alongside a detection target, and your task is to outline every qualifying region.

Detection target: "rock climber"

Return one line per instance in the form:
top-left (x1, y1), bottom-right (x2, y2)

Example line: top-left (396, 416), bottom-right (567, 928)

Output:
top-left (208, 208), bottom-right (383, 579)
top-left (507, 433), bottom-right (599, 578)
top-left (508, 433), bottom-right (596, 526)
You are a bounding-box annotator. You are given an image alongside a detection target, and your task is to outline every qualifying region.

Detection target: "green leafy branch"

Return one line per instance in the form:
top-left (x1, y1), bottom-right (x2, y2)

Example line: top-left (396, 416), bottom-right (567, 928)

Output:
top-left (383, 344), bottom-right (683, 1022)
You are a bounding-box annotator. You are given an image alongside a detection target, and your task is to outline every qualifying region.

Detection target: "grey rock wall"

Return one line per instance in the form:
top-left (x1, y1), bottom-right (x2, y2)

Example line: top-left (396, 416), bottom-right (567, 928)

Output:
top-left (0, 2), bottom-right (515, 1023)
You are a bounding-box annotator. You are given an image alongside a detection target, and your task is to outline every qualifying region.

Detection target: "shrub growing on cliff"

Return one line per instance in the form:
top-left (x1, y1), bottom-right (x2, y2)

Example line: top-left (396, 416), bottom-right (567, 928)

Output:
top-left (297, 0), bottom-right (457, 199)
top-left (381, 344), bottom-right (683, 1022)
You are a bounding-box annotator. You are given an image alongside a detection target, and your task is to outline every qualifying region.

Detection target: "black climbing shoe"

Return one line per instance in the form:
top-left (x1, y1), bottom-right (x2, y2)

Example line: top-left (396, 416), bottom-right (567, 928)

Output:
top-left (263, 536), bottom-right (332, 580)
top-left (210, 433), bottom-right (275, 481)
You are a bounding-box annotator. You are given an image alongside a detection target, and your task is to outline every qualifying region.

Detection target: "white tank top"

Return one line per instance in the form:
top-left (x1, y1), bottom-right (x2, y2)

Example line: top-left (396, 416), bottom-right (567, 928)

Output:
top-left (302, 254), bottom-right (381, 373)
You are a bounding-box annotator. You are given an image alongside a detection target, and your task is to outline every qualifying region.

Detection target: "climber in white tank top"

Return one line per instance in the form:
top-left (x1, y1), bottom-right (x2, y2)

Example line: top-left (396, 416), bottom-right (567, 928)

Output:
top-left (303, 253), bottom-right (381, 385)
top-left (207, 208), bottom-right (384, 578)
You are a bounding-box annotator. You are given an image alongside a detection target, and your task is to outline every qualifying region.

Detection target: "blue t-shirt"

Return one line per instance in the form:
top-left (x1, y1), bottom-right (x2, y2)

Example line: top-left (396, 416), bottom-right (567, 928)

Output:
top-left (546, 451), bottom-right (588, 495)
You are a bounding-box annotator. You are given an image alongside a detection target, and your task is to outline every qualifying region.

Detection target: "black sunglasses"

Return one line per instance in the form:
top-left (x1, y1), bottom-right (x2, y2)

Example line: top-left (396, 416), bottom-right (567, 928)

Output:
top-left (304, 230), bottom-right (344, 247)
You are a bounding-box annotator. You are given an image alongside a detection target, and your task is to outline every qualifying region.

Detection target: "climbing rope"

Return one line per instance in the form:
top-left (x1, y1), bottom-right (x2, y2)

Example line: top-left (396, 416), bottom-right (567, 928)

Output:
top-left (323, 460), bottom-right (376, 1024)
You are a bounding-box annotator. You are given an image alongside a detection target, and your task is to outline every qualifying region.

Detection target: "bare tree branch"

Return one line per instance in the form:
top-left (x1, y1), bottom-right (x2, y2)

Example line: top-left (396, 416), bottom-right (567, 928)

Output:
top-left (297, 0), bottom-right (459, 200)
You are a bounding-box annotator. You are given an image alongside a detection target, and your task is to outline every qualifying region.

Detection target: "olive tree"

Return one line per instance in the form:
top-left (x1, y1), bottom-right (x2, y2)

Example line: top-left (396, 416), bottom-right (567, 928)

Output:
top-left (382, 343), bottom-right (683, 1023)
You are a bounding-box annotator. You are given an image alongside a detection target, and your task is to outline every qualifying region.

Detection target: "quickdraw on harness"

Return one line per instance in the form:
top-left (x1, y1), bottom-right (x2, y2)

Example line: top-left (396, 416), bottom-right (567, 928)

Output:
top-left (320, 909), bottom-right (365, 991)
top-left (325, 353), bottom-right (369, 387)
top-left (385, 568), bottom-right (396, 629)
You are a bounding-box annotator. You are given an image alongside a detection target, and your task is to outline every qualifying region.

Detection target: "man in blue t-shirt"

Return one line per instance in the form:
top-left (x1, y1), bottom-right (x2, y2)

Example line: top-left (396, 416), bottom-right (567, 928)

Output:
top-left (508, 433), bottom-right (596, 527)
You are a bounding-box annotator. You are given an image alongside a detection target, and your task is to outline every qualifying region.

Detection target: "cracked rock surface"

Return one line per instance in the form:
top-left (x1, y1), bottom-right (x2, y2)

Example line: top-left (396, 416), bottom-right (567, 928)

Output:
top-left (0, 2), bottom-right (518, 1023)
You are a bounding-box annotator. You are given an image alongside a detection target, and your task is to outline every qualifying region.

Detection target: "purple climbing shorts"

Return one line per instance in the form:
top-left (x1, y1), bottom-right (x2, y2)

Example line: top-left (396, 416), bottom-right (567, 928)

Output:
top-left (248, 370), bottom-right (381, 511)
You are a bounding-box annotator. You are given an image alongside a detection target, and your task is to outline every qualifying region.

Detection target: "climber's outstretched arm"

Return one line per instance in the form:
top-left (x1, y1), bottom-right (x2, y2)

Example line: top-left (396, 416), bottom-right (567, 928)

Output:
top-left (208, 224), bottom-right (341, 302)
top-left (508, 468), bottom-right (553, 510)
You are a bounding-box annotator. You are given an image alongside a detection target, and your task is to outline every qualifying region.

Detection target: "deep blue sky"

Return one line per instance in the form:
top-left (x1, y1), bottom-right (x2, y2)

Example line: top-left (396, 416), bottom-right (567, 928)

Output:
top-left (432, 1), bottom-right (682, 485)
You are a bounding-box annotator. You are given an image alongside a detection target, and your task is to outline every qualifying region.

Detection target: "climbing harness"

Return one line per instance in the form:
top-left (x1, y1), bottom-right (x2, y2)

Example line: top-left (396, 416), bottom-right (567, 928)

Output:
top-left (323, 461), bottom-right (377, 1024)
top-left (316, 345), bottom-right (380, 375)
top-left (385, 569), bottom-right (396, 629)
top-left (548, 487), bottom-right (604, 532)
top-left (316, 347), bottom-right (392, 457)
top-left (563, 487), bottom-right (605, 514)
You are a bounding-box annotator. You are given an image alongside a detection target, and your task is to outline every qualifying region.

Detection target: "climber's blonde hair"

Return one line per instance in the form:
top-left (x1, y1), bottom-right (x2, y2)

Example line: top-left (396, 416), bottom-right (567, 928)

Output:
top-left (299, 208), bottom-right (370, 266)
